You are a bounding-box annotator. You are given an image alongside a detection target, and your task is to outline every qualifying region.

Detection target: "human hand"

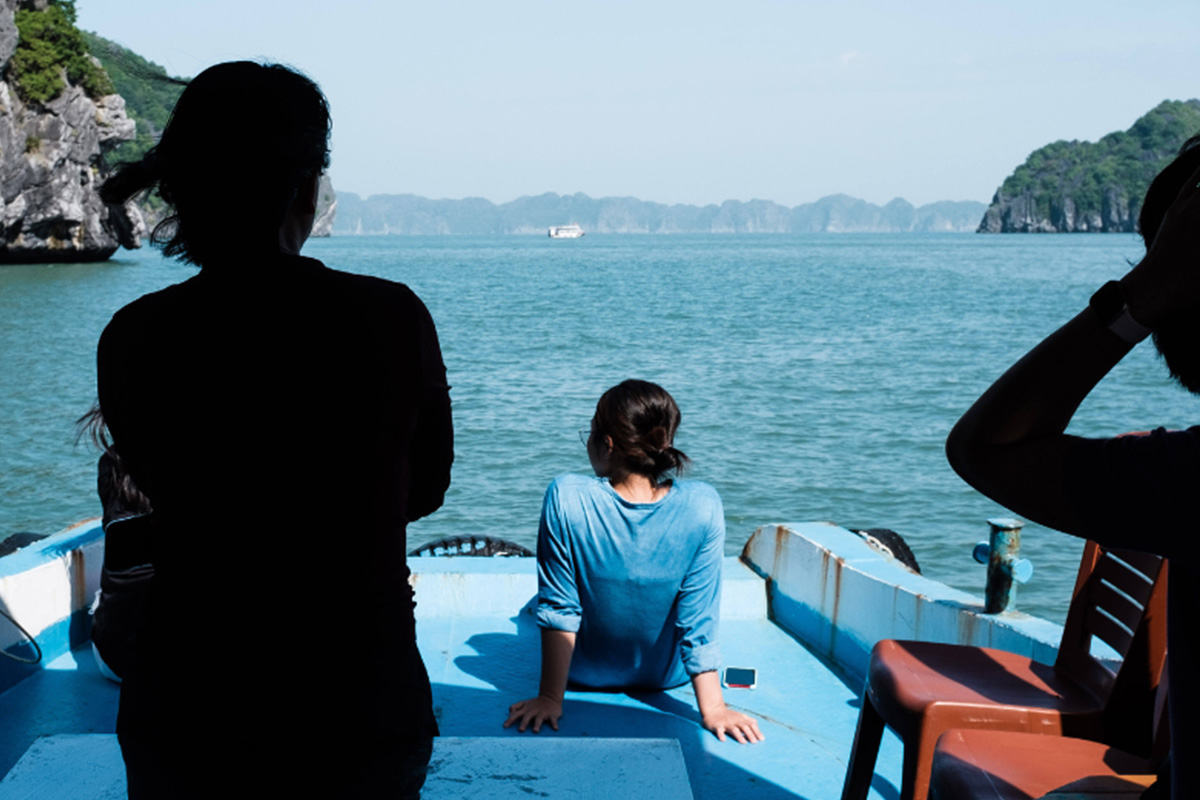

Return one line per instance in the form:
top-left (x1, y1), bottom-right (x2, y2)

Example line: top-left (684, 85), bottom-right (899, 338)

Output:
top-left (701, 705), bottom-right (765, 744)
top-left (1123, 161), bottom-right (1200, 329)
top-left (504, 696), bottom-right (563, 733)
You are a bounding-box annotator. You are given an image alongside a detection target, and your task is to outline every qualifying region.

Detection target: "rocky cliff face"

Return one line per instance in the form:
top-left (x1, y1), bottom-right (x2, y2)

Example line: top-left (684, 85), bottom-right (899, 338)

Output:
top-left (311, 173), bottom-right (336, 237)
top-left (0, 0), bottom-right (143, 263)
top-left (977, 186), bottom-right (1135, 233)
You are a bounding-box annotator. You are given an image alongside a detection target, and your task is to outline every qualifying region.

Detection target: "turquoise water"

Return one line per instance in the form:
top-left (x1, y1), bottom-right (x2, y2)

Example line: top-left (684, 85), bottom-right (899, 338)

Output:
top-left (1, 233), bottom-right (1192, 623)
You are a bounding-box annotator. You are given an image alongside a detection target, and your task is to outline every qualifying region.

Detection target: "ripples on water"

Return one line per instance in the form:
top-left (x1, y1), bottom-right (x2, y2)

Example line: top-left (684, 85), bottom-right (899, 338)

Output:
top-left (1, 233), bottom-right (1190, 623)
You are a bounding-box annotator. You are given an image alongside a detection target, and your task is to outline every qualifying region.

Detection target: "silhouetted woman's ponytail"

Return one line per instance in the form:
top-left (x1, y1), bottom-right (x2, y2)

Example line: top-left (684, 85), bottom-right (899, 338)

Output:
top-left (99, 150), bottom-right (161, 208)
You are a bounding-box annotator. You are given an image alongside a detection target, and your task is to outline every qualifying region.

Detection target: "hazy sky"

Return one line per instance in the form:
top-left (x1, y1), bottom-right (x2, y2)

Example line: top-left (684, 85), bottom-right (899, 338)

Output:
top-left (77, 1), bottom-right (1200, 207)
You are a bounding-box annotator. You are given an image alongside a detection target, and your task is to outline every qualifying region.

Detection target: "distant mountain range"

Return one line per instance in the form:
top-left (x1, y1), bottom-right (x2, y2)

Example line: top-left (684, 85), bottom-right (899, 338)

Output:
top-left (332, 192), bottom-right (988, 235)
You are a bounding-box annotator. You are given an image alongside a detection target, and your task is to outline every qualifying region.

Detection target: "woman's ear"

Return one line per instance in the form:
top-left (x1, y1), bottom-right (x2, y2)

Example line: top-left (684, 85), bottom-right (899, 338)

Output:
top-left (277, 172), bottom-right (322, 253)
top-left (298, 172), bottom-right (320, 216)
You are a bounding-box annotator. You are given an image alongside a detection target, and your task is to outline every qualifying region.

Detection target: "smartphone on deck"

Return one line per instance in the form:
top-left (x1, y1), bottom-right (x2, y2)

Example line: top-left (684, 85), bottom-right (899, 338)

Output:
top-left (722, 667), bottom-right (757, 689)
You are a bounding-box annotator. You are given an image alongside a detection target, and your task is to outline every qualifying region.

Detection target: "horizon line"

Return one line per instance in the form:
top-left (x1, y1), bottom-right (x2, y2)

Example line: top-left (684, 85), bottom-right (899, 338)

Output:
top-left (330, 189), bottom-right (991, 208)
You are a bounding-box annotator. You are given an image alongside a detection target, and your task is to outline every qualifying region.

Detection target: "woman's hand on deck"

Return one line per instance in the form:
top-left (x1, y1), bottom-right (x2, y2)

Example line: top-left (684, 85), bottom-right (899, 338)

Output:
top-left (504, 696), bottom-right (564, 733)
top-left (702, 706), bottom-right (765, 744)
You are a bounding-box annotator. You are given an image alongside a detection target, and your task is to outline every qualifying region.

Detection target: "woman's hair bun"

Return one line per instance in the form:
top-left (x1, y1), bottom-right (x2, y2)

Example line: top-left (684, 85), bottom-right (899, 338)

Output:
top-left (647, 425), bottom-right (671, 451)
top-left (593, 380), bottom-right (691, 482)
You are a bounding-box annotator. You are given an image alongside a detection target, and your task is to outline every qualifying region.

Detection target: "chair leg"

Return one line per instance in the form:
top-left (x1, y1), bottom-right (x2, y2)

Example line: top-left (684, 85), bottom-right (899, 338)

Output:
top-left (900, 737), bottom-right (922, 800)
top-left (841, 692), bottom-right (886, 800)
top-left (902, 724), bottom-right (941, 800)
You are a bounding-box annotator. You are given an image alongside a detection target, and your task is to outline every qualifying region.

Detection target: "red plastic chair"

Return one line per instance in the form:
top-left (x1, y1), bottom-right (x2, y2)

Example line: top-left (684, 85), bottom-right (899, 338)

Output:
top-left (839, 543), bottom-right (1167, 800)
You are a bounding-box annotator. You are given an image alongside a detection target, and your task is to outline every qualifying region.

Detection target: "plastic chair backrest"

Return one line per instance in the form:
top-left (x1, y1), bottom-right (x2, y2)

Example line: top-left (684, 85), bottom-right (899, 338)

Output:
top-left (1056, 541), bottom-right (1168, 755)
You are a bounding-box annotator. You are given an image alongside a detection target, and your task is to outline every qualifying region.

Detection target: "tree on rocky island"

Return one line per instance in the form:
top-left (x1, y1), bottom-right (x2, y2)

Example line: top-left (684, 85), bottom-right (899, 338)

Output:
top-left (0, 0), bottom-right (143, 263)
top-left (979, 99), bottom-right (1200, 233)
top-left (9, 0), bottom-right (111, 105)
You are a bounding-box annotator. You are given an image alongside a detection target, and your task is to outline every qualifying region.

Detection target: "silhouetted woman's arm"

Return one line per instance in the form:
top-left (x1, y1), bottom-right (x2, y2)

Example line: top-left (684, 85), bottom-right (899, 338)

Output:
top-left (946, 162), bottom-right (1200, 532)
top-left (405, 295), bottom-right (453, 522)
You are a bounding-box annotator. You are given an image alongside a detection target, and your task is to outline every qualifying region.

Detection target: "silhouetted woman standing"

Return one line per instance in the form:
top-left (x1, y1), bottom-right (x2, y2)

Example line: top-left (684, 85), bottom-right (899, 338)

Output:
top-left (98, 62), bottom-right (452, 798)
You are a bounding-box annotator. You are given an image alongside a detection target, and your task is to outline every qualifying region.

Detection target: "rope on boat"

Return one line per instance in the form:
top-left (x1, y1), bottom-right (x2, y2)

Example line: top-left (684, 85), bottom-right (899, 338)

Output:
top-left (0, 606), bottom-right (43, 665)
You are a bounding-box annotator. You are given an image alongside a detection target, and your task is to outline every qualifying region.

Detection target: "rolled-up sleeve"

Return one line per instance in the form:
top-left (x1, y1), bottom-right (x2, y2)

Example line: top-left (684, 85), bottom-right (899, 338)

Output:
top-left (536, 482), bottom-right (582, 632)
top-left (675, 493), bottom-right (724, 675)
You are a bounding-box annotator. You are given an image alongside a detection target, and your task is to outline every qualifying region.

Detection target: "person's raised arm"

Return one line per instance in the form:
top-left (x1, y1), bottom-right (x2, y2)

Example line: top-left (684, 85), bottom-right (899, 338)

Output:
top-left (946, 162), bottom-right (1200, 532)
top-left (944, 308), bottom-right (1133, 532)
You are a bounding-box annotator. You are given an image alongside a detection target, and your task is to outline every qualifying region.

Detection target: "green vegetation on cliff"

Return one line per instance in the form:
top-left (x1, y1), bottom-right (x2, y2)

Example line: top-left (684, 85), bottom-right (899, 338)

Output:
top-left (9, 0), bottom-right (112, 104)
top-left (985, 100), bottom-right (1200, 231)
top-left (79, 31), bottom-right (185, 165)
top-left (78, 32), bottom-right (186, 226)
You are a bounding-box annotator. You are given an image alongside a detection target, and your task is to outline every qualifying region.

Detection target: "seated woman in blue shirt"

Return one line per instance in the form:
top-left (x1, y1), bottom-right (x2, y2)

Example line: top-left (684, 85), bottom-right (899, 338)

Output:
top-left (505, 379), bottom-right (764, 744)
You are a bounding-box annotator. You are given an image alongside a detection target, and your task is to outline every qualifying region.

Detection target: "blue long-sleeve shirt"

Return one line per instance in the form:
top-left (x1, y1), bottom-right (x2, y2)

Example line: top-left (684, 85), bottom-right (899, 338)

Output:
top-left (536, 474), bottom-right (724, 689)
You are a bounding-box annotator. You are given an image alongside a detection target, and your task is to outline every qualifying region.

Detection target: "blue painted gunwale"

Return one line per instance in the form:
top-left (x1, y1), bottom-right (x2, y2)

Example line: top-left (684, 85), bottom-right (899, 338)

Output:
top-left (0, 520), bottom-right (103, 695)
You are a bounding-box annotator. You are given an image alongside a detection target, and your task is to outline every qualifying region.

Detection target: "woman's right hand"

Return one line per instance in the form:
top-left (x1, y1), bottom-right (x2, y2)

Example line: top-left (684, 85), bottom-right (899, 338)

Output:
top-left (504, 696), bottom-right (564, 733)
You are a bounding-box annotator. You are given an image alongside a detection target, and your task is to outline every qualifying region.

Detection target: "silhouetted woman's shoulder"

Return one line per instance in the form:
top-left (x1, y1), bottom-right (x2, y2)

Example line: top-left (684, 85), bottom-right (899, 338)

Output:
top-left (104, 254), bottom-right (432, 335)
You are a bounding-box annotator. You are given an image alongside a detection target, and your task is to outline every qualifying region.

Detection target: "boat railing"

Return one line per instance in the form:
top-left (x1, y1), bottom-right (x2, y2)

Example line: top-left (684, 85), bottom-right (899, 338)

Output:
top-left (0, 519), bottom-right (104, 694)
top-left (1, 518), bottom-right (1093, 699)
top-left (739, 522), bottom-right (1067, 684)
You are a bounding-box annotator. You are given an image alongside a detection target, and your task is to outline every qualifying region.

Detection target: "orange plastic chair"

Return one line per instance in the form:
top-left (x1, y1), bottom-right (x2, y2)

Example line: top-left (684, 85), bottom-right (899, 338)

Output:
top-left (925, 667), bottom-right (1171, 800)
top-left (927, 729), bottom-right (1156, 800)
top-left (840, 543), bottom-right (1167, 800)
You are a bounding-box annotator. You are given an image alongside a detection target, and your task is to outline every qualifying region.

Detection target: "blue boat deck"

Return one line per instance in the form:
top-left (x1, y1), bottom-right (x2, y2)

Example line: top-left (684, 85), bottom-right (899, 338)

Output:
top-left (0, 555), bottom-right (906, 799)
top-left (4, 521), bottom-right (1074, 798)
top-left (421, 573), bottom-right (905, 799)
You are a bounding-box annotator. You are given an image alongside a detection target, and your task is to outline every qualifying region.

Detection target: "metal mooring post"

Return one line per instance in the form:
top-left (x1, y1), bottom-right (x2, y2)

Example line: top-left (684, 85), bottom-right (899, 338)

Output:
top-left (975, 517), bottom-right (1032, 613)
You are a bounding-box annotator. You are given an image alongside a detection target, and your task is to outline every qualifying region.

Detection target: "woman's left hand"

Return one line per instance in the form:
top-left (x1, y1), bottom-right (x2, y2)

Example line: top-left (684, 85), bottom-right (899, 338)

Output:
top-left (702, 706), bottom-right (765, 744)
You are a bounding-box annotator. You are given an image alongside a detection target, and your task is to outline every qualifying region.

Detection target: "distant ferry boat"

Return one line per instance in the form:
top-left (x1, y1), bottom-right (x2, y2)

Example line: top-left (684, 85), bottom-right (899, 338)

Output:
top-left (548, 223), bottom-right (584, 239)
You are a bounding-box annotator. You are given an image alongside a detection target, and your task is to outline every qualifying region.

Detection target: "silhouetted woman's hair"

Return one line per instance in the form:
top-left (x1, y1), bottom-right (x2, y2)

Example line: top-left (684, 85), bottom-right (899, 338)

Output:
top-left (592, 379), bottom-right (691, 483)
top-left (1139, 132), bottom-right (1200, 246)
top-left (76, 403), bottom-right (153, 526)
top-left (1139, 131), bottom-right (1200, 394)
top-left (99, 61), bottom-right (331, 267)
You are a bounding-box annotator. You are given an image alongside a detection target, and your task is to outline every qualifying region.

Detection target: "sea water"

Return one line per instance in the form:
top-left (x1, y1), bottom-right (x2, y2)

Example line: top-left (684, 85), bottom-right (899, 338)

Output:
top-left (1, 233), bottom-right (1191, 623)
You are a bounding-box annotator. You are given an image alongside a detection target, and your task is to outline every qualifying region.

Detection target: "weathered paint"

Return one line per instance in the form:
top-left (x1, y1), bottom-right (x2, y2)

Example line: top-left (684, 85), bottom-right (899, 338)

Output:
top-left (0, 520), bottom-right (104, 694)
top-left (740, 523), bottom-right (1062, 682)
top-left (984, 517), bottom-right (1026, 613)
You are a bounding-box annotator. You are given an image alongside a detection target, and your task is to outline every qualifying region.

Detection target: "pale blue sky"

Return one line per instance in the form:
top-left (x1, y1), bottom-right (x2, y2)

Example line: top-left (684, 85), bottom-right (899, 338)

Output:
top-left (77, 1), bottom-right (1200, 207)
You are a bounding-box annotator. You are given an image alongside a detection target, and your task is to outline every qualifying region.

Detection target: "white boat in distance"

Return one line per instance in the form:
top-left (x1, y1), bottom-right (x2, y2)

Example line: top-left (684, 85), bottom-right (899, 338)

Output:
top-left (548, 223), bottom-right (584, 239)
